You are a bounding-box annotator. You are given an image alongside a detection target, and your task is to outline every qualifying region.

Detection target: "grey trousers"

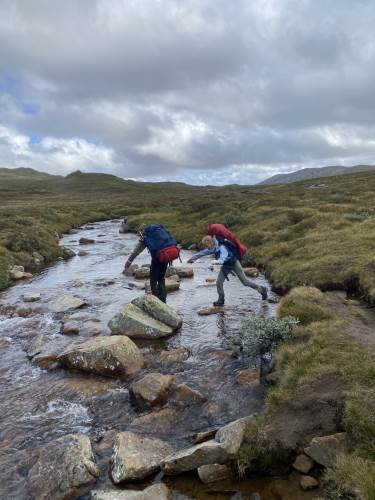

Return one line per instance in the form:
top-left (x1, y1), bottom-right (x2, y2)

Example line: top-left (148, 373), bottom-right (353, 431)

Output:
top-left (217, 260), bottom-right (262, 300)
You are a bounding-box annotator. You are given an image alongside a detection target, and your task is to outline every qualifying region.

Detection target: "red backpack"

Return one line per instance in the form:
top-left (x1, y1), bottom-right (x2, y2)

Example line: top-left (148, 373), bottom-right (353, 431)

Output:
top-left (207, 224), bottom-right (248, 260)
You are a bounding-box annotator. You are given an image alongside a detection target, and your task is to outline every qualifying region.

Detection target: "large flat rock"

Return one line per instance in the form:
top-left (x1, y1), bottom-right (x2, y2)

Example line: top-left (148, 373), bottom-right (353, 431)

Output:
top-left (27, 434), bottom-right (99, 500)
top-left (131, 295), bottom-right (182, 330)
top-left (58, 335), bottom-right (144, 378)
top-left (108, 303), bottom-right (174, 339)
top-left (110, 432), bottom-right (174, 482)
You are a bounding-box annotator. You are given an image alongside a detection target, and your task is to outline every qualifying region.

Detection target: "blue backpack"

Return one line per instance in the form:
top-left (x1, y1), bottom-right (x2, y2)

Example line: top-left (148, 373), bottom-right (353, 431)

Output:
top-left (142, 224), bottom-right (178, 260)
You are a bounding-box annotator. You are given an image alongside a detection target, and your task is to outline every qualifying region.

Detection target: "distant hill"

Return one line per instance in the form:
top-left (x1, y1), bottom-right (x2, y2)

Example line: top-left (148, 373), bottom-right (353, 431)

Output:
top-left (259, 164), bottom-right (375, 185)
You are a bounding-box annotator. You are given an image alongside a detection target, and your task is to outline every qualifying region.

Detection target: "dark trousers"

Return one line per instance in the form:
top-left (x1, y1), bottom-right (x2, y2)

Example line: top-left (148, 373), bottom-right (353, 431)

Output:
top-left (150, 259), bottom-right (168, 303)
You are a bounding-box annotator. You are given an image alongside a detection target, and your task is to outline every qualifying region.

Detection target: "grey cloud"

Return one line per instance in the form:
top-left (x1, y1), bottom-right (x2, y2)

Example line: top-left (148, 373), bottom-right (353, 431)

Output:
top-left (0, 0), bottom-right (375, 184)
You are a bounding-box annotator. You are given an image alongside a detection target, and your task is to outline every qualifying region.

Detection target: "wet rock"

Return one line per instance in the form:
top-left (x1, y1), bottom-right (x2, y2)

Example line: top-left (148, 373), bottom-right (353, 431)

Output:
top-left (206, 277), bottom-right (216, 283)
top-left (22, 292), bottom-right (41, 303)
top-left (193, 429), bottom-right (218, 444)
top-left (158, 347), bottom-right (190, 364)
top-left (165, 279), bottom-right (180, 292)
top-left (161, 440), bottom-right (229, 475)
top-left (110, 432), bottom-right (174, 482)
top-left (91, 483), bottom-right (169, 500)
top-left (174, 267), bottom-right (194, 278)
top-left (62, 246), bottom-right (76, 259)
top-left (130, 408), bottom-right (178, 435)
top-left (215, 416), bottom-right (253, 457)
top-left (198, 306), bottom-right (223, 316)
top-left (300, 475), bottom-right (319, 490)
top-left (292, 454), bottom-right (314, 474)
top-left (79, 237), bottom-right (95, 244)
top-left (61, 321), bottom-right (80, 335)
top-left (49, 294), bottom-right (88, 313)
top-left (27, 334), bottom-right (73, 368)
top-left (198, 463), bottom-right (232, 483)
top-left (134, 267), bottom-right (150, 279)
top-left (78, 250), bottom-right (88, 256)
top-left (168, 384), bottom-right (207, 407)
top-left (235, 368), bottom-right (259, 385)
top-left (127, 281), bottom-right (145, 290)
top-left (80, 321), bottom-right (104, 337)
top-left (132, 295), bottom-right (182, 330)
top-left (71, 280), bottom-right (84, 287)
top-left (304, 433), bottom-right (346, 467)
top-left (122, 264), bottom-right (138, 276)
top-left (16, 307), bottom-right (34, 317)
top-left (68, 228), bottom-right (79, 234)
top-left (58, 336), bottom-right (144, 378)
top-left (243, 267), bottom-right (259, 277)
top-left (211, 350), bottom-right (235, 360)
top-left (27, 434), bottom-right (99, 500)
top-left (130, 373), bottom-right (175, 406)
top-left (108, 304), bottom-right (174, 339)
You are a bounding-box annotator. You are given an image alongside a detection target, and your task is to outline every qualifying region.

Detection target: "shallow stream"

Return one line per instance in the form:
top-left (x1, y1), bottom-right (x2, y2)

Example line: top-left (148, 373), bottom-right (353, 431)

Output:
top-left (0, 220), bottom-right (315, 499)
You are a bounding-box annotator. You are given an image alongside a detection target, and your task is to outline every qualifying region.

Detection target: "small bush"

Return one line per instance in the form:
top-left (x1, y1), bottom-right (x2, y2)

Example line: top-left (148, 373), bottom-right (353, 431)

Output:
top-left (221, 211), bottom-right (248, 227)
top-left (228, 315), bottom-right (299, 361)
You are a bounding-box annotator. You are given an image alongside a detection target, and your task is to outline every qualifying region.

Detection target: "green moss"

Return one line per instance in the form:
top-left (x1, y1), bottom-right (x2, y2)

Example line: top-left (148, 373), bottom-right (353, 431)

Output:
top-left (278, 286), bottom-right (334, 325)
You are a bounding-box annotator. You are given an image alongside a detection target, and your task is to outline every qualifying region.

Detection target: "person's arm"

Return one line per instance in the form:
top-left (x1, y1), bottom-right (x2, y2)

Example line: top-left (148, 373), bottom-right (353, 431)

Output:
top-left (187, 247), bottom-right (215, 263)
top-left (124, 240), bottom-right (146, 269)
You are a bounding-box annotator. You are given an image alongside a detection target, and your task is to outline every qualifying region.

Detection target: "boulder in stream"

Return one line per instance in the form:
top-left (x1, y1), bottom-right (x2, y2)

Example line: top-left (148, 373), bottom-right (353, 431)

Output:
top-left (132, 295), bottom-right (182, 330)
top-left (130, 373), bottom-right (175, 406)
top-left (91, 483), bottom-right (169, 500)
top-left (168, 384), bottom-right (207, 407)
top-left (197, 463), bottom-right (233, 483)
top-left (58, 335), bottom-right (144, 378)
top-left (79, 237), bottom-right (95, 244)
top-left (133, 267), bottom-right (150, 279)
top-left (198, 306), bottom-right (223, 316)
top-left (27, 434), bottom-right (99, 500)
top-left (110, 431), bottom-right (174, 482)
top-left (108, 296), bottom-right (182, 339)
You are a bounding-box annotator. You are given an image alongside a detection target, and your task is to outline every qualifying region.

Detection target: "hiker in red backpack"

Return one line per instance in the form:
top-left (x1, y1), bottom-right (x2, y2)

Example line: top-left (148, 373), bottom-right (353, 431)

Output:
top-left (187, 224), bottom-right (268, 306)
top-left (123, 224), bottom-right (180, 303)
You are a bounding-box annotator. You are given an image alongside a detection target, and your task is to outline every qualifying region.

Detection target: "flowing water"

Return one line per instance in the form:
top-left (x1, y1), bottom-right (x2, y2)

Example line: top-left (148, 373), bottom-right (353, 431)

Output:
top-left (0, 220), bottom-right (312, 499)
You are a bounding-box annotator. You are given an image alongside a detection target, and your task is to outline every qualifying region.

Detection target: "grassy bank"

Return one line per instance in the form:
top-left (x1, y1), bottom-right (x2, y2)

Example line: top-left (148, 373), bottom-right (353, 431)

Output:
top-left (2, 167), bottom-right (375, 303)
top-left (238, 287), bottom-right (375, 499)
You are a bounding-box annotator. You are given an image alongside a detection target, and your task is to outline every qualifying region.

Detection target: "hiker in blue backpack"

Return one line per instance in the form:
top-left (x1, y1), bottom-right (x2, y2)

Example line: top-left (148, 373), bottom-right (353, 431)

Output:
top-left (123, 224), bottom-right (180, 303)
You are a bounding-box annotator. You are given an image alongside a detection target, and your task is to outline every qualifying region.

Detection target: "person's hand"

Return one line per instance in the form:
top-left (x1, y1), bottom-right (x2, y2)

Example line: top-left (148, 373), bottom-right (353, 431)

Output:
top-left (187, 258), bottom-right (194, 264)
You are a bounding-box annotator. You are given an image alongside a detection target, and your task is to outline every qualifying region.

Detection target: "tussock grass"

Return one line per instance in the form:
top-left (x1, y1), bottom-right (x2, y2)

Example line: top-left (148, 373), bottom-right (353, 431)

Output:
top-left (239, 287), bottom-right (375, 498)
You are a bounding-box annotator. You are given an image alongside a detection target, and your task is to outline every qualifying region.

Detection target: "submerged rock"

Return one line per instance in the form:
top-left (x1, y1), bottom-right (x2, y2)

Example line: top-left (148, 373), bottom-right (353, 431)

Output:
top-left (22, 292), bottom-right (41, 303)
top-left (49, 294), bottom-right (88, 313)
top-left (132, 295), bottom-right (182, 330)
top-left (198, 463), bottom-right (232, 483)
top-left (91, 483), bottom-right (169, 500)
top-left (79, 237), bottom-right (95, 244)
top-left (27, 434), bottom-right (99, 500)
top-left (108, 303), bottom-right (174, 339)
top-left (110, 432), bottom-right (174, 482)
top-left (58, 336), bottom-right (144, 378)
top-left (168, 384), bottom-right (207, 407)
top-left (235, 368), bottom-right (259, 385)
top-left (158, 347), bottom-right (190, 364)
top-left (61, 321), bottom-right (80, 335)
top-left (300, 475), bottom-right (319, 490)
top-left (130, 373), bottom-right (175, 406)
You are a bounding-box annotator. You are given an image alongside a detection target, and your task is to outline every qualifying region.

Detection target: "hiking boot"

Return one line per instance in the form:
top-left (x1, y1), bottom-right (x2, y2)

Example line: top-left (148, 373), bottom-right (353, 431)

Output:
top-left (260, 286), bottom-right (268, 300)
top-left (213, 298), bottom-right (225, 307)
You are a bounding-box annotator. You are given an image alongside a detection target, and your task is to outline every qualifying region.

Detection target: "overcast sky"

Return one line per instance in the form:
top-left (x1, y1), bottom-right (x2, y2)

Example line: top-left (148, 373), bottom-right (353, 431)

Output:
top-left (1, 0), bottom-right (375, 185)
